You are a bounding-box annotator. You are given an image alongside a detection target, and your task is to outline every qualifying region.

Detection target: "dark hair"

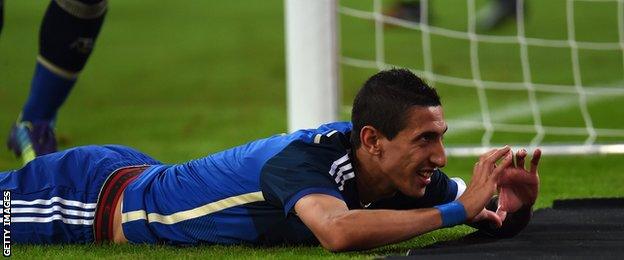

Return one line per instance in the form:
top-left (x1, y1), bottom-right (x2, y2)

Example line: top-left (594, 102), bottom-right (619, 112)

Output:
top-left (350, 68), bottom-right (441, 148)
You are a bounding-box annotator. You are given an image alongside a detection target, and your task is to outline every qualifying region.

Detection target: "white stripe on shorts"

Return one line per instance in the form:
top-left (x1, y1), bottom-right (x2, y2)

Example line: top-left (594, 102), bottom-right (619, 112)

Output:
top-left (11, 196), bottom-right (97, 209)
top-left (12, 205), bottom-right (95, 218)
top-left (12, 215), bottom-right (94, 225)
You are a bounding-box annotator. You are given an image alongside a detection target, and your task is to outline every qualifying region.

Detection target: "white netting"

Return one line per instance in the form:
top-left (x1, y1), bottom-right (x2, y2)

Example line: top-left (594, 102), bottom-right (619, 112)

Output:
top-left (339, 0), bottom-right (624, 155)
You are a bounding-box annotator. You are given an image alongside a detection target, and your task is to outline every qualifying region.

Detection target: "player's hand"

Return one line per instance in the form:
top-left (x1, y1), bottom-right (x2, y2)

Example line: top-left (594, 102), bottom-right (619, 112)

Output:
top-left (458, 146), bottom-right (513, 221)
top-left (470, 207), bottom-right (506, 228)
top-left (497, 149), bottom-right (541, 213)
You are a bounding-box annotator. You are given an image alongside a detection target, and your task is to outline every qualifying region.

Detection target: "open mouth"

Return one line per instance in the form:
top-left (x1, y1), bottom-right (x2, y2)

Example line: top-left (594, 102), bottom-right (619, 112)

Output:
top-left (416, 170), bottom-right (434, 185)
top-left (417, 170), bottom-right (434, 179)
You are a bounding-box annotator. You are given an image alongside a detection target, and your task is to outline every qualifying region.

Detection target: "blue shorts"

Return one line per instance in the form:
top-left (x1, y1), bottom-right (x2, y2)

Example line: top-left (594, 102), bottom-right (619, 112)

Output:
top-left (0, 145), bottom-right (160, 244)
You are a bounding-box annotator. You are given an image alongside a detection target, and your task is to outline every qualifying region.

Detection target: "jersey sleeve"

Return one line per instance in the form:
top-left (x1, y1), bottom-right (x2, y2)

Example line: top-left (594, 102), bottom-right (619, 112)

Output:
top-left (260, 143), bottom-right (345, 215)
top-left (368, 169), bottom-right (466, 210)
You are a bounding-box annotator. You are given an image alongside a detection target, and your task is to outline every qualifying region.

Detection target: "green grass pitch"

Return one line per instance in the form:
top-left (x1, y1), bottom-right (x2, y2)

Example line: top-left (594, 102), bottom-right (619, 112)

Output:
top-left (1, 0), bottom-right (623, 259)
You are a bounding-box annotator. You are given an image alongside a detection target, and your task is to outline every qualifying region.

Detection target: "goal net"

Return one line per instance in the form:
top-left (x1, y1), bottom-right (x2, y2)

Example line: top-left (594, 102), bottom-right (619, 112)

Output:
top-left (335, 0), bottom-right (624, 156)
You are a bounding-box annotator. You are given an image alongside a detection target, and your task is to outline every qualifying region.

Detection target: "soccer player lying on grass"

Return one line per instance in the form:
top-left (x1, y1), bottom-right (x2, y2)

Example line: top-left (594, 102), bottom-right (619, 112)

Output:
top-left (0, 69), bottom-right (541, 252)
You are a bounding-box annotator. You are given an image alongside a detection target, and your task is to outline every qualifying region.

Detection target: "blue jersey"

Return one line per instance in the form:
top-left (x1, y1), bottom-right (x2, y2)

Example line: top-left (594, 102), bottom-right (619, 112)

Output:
top-left (121, 122), bottom-right (466, 245)
top-left (0, 122), bottom-right (464, 245)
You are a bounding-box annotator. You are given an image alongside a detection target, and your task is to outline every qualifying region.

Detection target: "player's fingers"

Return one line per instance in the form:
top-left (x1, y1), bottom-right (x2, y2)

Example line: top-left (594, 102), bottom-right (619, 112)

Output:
top-left (486, 209), bottom-right (503, 228)
top-left (499, 170), bottom-right (538, 187)
top-left (474, 148), bottom-right (500, 175)
top-left (473, 161), bottom-right (482, 178)
top-left (516, 149), bottom-right (527, 169)
top-left (484, 146), bottom-right (511, 165)
top-left (479, 148), bottom-right (499, 161)
top-left (492, 151), bottom-right (513, 178)
top-left (473, 161), bottom-right (487, 183)
top-left (530, 149), bottom-right (542, 175)
top-left (496, 207), bottom-right (508, 225)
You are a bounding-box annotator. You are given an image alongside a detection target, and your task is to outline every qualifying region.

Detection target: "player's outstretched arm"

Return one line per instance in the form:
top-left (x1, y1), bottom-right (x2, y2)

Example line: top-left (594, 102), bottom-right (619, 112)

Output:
top-left (295, 146), bottom-right (514, 252)
top-left (295, 194), bottom-right (443, 252)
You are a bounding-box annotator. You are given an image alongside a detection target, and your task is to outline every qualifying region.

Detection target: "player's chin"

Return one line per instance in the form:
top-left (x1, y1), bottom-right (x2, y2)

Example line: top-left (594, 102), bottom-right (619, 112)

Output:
top-left (402, 184), bottom-right (427, 198)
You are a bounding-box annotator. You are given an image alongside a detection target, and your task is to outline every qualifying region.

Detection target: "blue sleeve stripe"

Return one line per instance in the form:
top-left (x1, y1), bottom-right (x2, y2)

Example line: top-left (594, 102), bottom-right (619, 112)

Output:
top-left (283, 187), bottom-right (345, 216)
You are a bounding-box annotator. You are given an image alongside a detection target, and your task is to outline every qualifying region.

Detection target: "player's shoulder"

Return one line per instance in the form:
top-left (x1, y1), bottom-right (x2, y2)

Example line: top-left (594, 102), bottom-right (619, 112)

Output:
top-left (258, 122), bottom-right (359, 206)
top-left (292, 121), bottom-right (352, 147)
top-left (260, 122), bottom-right (353, 178)
top-left (214, 122), bottom-right (351, 169)
top-left (287, 122), bottom-right (352, 160)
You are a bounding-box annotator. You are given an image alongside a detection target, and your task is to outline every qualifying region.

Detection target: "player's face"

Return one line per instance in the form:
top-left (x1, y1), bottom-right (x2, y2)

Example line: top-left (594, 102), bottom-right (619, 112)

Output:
top-left (378, 106), bottom-right (447, 198)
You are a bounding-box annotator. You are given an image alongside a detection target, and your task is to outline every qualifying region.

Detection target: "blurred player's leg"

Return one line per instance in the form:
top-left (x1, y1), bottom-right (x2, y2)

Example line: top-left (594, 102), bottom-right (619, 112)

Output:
top-left (0, 0), bottom-right (4, 35)
top-left (387, 0), bottom-right (425, 24)
top-left (477, 0), bottom-right (520, 31)
top-left (7, 0), bottom-right (107, 164)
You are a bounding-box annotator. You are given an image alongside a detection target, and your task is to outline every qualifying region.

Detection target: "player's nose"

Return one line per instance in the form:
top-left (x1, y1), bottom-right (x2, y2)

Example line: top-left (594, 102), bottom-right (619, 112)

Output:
top-left (430, 141), bottom-right (447, 168)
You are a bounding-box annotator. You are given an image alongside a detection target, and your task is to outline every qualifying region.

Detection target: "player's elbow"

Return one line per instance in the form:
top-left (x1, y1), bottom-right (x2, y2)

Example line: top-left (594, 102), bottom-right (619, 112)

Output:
top-left (318, 230), bottom-right (352, 252)
top-left (317, 218), bottom-right (359, 252)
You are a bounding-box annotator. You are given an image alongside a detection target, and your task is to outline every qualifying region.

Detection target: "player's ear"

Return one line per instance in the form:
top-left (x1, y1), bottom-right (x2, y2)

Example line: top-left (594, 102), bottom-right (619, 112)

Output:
top-left (360, 126), bottom-right (382, 156)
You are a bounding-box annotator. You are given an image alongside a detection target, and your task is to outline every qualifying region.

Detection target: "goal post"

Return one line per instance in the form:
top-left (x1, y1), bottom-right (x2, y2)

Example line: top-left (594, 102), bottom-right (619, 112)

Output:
top-left (285, 0), bottom-right (340, 133)
top-left (285, 0), bottom-right (624, 156)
